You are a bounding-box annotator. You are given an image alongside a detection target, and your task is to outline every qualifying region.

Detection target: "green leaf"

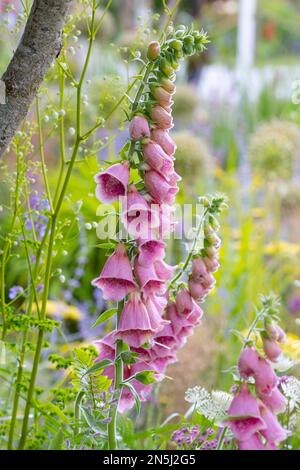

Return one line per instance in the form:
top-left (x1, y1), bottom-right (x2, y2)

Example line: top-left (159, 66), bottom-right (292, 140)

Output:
top-left (47, 402), bottom-right (69, 424)
top-left (83, 359), bottom-right (113, 376)
top-left (48, 429), bottom-right (65, 450)
top-left (80, 405), bottom-right (107, 435)
top-left (122, 382), bottom-right (141, 415)
top-left (92, 308), bottom-right (117, 328)
top-left (128, 370), bottom-right (157, 385)
top-left (119, 351), bottom-right (139, 365)
top-left (95, 242), bottom-right (116, 250)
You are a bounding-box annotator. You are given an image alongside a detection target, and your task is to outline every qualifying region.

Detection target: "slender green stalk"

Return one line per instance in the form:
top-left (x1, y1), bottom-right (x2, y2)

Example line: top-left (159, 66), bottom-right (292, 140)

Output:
top-left (36, 96), bottom-right (53, 213)
top-left (169, 207), bottom-right (209, 287)
top-left (53, 65), bottom-right (66, 207)
top-left (216, 426), bottom-right (228, 450)
top-left (107, 301), bottom-right (124, 450)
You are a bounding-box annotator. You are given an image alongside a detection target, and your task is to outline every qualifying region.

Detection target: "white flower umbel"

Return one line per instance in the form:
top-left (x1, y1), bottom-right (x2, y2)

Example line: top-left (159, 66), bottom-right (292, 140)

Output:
top-left (185, 386), bottom-right (232, 425)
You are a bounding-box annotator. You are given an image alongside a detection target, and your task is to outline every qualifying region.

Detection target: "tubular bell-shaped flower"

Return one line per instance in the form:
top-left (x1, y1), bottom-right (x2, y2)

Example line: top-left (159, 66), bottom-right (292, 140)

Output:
top-left (224, 384), bottom-right (266, 442)
top-left (94, 161), bottom-right (130, 203)
top-left (92, 244), bottom-right (137, 301)
top-left (115, 291), bottom-right (157, 348)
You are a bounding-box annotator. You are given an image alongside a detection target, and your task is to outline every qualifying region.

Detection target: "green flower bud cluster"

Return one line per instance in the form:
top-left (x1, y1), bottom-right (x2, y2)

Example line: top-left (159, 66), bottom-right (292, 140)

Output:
top-left (142, 26), bottom-right (208, 115)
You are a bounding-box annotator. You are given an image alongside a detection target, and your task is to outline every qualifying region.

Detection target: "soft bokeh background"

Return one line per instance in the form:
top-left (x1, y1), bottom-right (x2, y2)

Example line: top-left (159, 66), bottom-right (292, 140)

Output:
top-left (1, 0), bottom-right (300, 423)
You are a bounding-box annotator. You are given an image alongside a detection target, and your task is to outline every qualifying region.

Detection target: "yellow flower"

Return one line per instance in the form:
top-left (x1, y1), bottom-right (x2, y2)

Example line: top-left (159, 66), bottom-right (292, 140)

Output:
top-left (33, 300), bottom-right (83, 321)
top-left (281, 333), bottom-right (300, 364)
top-left (264, 241), bottom-right (300, 256)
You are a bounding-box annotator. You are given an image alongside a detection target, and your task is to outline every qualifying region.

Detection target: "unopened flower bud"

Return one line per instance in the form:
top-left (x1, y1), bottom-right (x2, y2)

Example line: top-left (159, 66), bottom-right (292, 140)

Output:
top-left (169, 39), bottom-right (183, 51)
top-left (160, 58), bottom-right (174, 77)
top-left (147, 41), bottom-right (160, 60)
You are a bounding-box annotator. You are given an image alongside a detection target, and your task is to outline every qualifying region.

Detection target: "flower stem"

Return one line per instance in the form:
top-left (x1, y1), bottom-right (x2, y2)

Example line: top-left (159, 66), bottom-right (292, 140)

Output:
top-left (169, 207), bottom-right (209, 287)
top-left (107, 300), bottom-right (124, 450)
top-left (216, 426), bottom-right (228, 450)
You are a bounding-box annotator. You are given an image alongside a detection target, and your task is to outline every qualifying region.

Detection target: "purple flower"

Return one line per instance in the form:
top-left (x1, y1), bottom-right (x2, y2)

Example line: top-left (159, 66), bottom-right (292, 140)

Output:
top-left (288, 296), bottom-right (300, 315)
top-left (9, 285), bottom-right (24, 300)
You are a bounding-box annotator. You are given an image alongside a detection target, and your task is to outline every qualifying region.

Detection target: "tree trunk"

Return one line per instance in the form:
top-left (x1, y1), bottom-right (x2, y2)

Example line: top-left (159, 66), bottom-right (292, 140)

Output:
top-left (0, 0), bottom-right (71, 157)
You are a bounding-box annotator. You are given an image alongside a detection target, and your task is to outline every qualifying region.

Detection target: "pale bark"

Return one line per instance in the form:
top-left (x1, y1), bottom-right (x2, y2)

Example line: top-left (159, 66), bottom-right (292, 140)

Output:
top-left (0, 0), bottom-right (71, 157)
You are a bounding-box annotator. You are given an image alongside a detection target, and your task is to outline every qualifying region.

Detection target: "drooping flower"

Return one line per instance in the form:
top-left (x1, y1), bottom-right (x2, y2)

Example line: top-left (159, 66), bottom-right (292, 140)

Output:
top-left (238, 347), bottom-right (278, 395)
top-left (143, 141), bottom-right (174, 177)
top-left (259, 405), bottom-right (287, 444)
top-left (134, 256), bottom-right (167, 296)
top-left (121, 185), bottom-right (160, 238)
top-left (188, 279), bottom-right (209, 302)
top-left (151, 128), bottom-right (177, 155)
top-left (238, 433), bottom-right (266, 451)
top-left (150, 105), bottom-right (174, 130)
top-left (254, 356), bottom-right (278, 395)
top-left (138, 238), bottom-right (166, 266)
top-left (175, 288), bottom-right (195, 317)
top-left (94, 331), bottom-right (116, 362)
top-left (166, 301), bottom-right (193, 336)
top-left (129, 115), bottom-right (151, 141)
top-left (115, 291), bottom-right (157, 347)
top-left (145, 170), bottom-right (178, 205)
top-left (238, 347), bottom-right (260, 379)
top-left (153, 259), bottom-right (174, 282)
top-left (224, 385), bottom-right (266, 442)
top-left (152, 86), bottom-right (174, 109)
top-left (92, 244), bottom-right (137, 301)
top-left (143, 293), bottom-right (169, 333)
top-left (258, 387), bottom-right (286, 415)
top-left (95, 161), bottom-right (130, 203)
top-left (262, 337), bottom-right (282, 362)
top-left (151, 324), bottom-right (178, 358)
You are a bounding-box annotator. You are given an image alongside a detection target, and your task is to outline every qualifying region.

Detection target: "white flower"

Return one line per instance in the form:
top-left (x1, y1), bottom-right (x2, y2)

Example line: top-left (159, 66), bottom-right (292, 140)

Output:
top-left (281, 376), bottom-right (300, 412)
top-left (185, 386), bottom-right (232, 425)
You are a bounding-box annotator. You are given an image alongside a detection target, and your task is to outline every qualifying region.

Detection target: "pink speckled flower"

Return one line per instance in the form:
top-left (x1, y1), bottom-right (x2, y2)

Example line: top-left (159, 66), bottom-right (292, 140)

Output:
top-left (92, 244), bottom-right (137, 301)
top-left (138, 238), bottom-right (166, 266)
top-left (94, 161), bottom-right (129, 203)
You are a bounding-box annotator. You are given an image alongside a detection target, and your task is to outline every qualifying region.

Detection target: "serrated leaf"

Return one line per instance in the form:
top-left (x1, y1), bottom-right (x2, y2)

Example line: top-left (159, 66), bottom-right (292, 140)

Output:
top-left (92, 308), bottom-right (117, 328)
